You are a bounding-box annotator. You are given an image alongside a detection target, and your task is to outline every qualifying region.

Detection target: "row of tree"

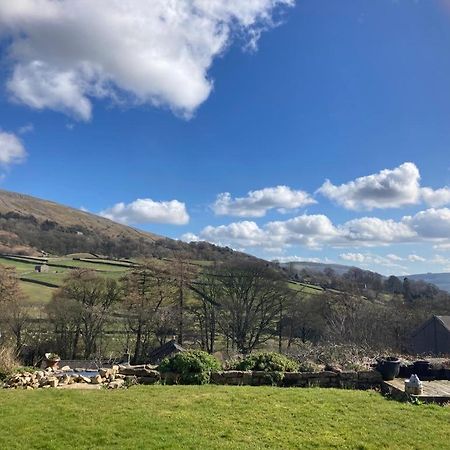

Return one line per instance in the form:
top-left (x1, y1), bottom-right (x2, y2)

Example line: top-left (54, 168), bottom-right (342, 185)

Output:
top-left (1, 260), bottom-right (450, 364)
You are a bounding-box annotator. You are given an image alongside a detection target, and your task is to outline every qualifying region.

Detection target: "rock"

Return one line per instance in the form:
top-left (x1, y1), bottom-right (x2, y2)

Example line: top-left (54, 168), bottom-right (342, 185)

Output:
top-left (99, 368), bottom-right (110, 378)
top-left (108, 379), bottom-right (125, 389)
top-left (324, 364), bottom-right (342, 373)
top-left (60, 366), bottom-right (71, 372)
top-left (78, 376), bottom-right (92, 384)
top-left (91, 375), bottom-right (103, 385)
top-left (47, 377), bottom-right (59, 388)
top-left (59, 374), bottom-right (71, 385)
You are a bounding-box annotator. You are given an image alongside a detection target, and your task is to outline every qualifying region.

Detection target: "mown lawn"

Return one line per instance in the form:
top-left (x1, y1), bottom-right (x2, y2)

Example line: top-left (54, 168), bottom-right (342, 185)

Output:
top-left (0, 386), bottom-right (449, 449)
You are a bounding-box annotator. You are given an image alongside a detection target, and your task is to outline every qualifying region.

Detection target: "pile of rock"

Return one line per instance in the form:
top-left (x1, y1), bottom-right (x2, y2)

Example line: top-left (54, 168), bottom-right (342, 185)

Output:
top-left (2, 365), bottom-right (136, 390)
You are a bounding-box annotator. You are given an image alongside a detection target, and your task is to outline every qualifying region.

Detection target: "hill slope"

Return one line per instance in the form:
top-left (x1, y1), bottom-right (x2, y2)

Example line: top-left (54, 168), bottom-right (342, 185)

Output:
top-left (408, 272), bottom-right (450, 293)
top-left (0, 189), bottom-right (243, 261)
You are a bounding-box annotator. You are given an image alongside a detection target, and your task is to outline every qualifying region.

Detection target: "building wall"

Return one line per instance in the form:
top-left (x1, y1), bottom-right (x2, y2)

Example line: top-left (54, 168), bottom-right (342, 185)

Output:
top-left (412, 319), bottom-right (450, 355)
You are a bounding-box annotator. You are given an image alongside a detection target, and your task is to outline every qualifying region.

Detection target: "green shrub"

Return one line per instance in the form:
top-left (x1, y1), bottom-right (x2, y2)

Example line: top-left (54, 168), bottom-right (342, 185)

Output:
top-left (229, 352), bottom-right (299, 372)
top-left (159, 351), bottom-right (221, 385)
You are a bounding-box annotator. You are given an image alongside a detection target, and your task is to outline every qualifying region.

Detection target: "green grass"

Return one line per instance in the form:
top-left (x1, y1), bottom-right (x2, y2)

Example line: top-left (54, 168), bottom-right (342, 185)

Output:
top-left (19, 281), bottom-right (56, 304)
top-left (288, 281), bottom-right (323, 294)
top-left (0, 256), bottom-right (38, 273)
top-left (0, 386), bottom-right (448, 449)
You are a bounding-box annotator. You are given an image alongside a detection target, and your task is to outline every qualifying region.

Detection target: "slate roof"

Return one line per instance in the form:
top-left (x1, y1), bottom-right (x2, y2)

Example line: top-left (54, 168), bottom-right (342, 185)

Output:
top-left (148, 339), bottom-right (185, 364)
top-left (436, 315), bottom-right (450, 331)
top-left (412, 315), bottom-right (450, 337)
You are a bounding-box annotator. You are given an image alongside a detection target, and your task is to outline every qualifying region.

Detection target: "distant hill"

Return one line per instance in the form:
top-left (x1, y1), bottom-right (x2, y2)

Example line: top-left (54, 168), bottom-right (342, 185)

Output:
top-left (407, 273), bottom-right (450, 293)
top-left (0, 189), bottom-right (251, 261)
top-left (275, 260), bottom-right (355, 276)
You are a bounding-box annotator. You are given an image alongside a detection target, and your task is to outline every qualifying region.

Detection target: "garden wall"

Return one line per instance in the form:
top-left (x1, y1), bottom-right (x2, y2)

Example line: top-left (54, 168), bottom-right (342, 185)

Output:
top-left (164, 370), bottom-right (383, 389)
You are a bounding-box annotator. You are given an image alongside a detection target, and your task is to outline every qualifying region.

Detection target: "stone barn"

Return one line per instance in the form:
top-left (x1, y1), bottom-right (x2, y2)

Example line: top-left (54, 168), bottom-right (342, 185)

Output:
top-left (411, 315), bottom-right (450, 355)
top-left (35, 264), bottom-right (49, 273)
top-left (148, 339), bottom-right (185, 365)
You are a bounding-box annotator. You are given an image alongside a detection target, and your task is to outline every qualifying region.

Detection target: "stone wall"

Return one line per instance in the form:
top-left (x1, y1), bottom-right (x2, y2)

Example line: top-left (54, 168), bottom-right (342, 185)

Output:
top-left (208, 370), bottom-right (382, 389)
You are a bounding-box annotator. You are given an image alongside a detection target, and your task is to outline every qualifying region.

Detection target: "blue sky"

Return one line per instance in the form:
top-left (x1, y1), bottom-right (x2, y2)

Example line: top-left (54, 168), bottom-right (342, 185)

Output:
top-left (1, 0), bottom-right (450, 275)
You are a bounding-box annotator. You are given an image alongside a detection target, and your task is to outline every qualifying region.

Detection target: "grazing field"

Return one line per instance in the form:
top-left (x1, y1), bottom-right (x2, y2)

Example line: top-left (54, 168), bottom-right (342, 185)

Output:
top-left (0, 386), bottom-right (449, 449)
top-left (2, 254), bottom-right (325, 306)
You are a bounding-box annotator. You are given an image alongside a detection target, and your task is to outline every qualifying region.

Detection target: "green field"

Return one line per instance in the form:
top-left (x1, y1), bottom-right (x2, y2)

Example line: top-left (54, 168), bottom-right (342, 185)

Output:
top-left (0, 255), bottom-right (325, 305)
top-left (0, 255), bottom-right (130, 304)
top-left (0, 386), bottom-right (448, 449)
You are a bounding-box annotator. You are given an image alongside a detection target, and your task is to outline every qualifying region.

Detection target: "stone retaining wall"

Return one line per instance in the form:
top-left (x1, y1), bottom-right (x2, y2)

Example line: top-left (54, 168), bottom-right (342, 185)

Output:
top-left (167, 370), bottom-right (382, 389)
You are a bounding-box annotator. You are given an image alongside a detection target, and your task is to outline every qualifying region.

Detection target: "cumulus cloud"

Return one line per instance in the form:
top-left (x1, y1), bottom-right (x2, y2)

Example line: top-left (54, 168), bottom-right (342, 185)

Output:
top-left (213, 185), bottom-right (316, 217)
top-left (0, 131), bottom-right (27, 166)
top-left (339, 252), bottom-right (407, 270)
top-left (403, 208), bottom-right (450, 239)
top-left (317, 162), bottom-right (421, 210)
top-left (339, 217), bottom-right (416, 244)
top-left (0, 0), bottom-right (293, 120)
top-left (408, 254), bottom-right (425, 262)
top-left (317, 162), bottom-right (450, 210)
top-left (420, 186), bottom-right (450, 208)
top-left (100, 198), bottom-right (189, 225)
top-left (182, 206), bottom-right (450, 252)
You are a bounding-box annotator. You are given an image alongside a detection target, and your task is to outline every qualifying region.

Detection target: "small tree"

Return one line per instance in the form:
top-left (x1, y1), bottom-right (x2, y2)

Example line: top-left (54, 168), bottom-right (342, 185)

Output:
top-left (49, 270), bottom-right (121, 359)
top-left (121, 261), bottom-right (175, 363)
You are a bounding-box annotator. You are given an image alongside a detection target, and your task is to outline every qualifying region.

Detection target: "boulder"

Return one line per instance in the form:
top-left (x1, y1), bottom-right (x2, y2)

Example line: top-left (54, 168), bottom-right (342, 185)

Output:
top-left (108, 379), bottom-right (125, 389)
top-left (47, 377), bottom-right (59, 388)
top-left (91, 375), bottom-right (103, 385)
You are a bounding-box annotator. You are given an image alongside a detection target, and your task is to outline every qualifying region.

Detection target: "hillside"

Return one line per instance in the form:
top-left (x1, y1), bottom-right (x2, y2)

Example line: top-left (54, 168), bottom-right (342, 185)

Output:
top-left (0, 189), bottom-right (247, 261)
top-left (275, 260), bottom-right (355, 276)
top-left (408, 272), bottom-right (450, 293)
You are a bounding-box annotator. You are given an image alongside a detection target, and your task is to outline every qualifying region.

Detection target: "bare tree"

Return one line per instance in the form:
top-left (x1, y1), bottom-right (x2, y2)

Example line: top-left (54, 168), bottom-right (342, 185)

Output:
top-left (49, 270), bottom-right (121, 359)
top-left (0, 266), bottom-right (29, 352)
top-left (189, 266), bottom-right (222, 354)
top-left (121, 261), bottom-right (175, 363)
top-left (216, 261), bottom-right (289, 354)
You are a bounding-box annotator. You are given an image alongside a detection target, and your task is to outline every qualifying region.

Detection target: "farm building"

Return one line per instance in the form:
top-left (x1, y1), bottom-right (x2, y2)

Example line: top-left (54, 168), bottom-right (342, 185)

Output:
top-left (411, 315), bottom-right (450, 355)
top-left (148, 339), bottom-right (185, 364)
top-left (35, 264), bottom-right (49, 273)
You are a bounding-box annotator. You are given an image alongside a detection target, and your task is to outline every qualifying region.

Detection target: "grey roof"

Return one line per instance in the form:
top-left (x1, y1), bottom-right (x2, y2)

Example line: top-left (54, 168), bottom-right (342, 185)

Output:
top-left (412, 315), bottom-right (450, 337)
top-left (148, 339), bottom-right (185, 364)
top-left (436, 316), bottom-right (450, 331)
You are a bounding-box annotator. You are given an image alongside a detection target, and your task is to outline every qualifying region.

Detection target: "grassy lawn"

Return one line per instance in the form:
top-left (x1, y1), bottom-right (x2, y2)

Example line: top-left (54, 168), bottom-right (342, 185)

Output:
top-left (0, 386), bottom-right (448, 449)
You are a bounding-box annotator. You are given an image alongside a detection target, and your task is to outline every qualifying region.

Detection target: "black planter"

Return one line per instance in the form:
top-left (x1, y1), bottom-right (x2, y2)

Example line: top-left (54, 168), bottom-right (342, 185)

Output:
top-left (413, 360), bottom-right (431, 378)
top-left (377, 358), bottom-right (401, 381)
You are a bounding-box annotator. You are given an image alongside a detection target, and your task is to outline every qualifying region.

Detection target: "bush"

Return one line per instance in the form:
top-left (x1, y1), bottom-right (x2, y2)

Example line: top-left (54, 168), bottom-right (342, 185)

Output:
top-left (159, 351), bottom-right (221, 385)
top-left (228, 352), bottom-right (299, 372)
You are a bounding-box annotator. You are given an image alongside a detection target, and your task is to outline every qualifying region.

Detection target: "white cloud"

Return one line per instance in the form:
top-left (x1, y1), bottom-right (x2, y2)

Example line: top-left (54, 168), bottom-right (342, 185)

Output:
top-left (408, 254), bottom-right (425, 262)
top-left (183, 206), bottom-right (450, 253)
top-left (0, 0), bottom-right (293, 120)
top-left (339, 217), bottom-right (416, 244)
top-left (403, 208), bottom-right (450, 239)
top-left (420, 186), bottom-right (450, 208)
top-left (317, 162), bottom-right (450, 210)
top-left (180, 232), bottom-right (200, 243)
top-left (100, 198), bottom-right (189, 225)
top-left (213, 185), bottom-right (315, 217)
top-left (271, 255), bottom-right (334, 263)
top-left (317, 162), bottom-right (421, 210)
top-left (0, 131), bottom-right (27, 166)
top-left (340, 252), bottom-right (407, 270)
top-left (18, 123), bottom-right (34, 134)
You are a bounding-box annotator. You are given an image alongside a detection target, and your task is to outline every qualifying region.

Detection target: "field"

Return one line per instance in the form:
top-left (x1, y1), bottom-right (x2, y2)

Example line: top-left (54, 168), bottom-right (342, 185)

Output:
top-left (0, 255), bottom-right (133, 305)
top-left (0, 386), bottom-right (449, 449)
top-left (0, 255), bottom-right (326, 306)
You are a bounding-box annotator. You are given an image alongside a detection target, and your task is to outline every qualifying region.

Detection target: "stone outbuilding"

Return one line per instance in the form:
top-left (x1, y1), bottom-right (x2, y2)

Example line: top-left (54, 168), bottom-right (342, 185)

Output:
top-left (411, 315), bottom-right (450, 355)
top-left (148, 339), bottom-right (185, 365)
top-left (35, 264), bottom-right (49, 273)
